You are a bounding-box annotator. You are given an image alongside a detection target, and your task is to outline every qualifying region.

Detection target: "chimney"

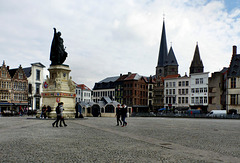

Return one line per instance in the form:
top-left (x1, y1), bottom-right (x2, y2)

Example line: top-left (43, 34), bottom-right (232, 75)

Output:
top-left (233, 45), bottom-right (237, 56)
top-left (128, 72), bottom-right (131, 75)
top-left (7, 66), bottom-right (9, 70)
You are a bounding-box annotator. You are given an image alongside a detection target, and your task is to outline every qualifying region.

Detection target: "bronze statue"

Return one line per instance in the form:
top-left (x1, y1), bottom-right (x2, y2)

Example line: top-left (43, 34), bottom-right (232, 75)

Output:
top-left (50, 28), bottom-right (68, 65)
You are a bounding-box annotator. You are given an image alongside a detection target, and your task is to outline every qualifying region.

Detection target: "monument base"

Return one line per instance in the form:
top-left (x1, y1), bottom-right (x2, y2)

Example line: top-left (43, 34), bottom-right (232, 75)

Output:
top-left (38, 64), bottom-right (76, 118)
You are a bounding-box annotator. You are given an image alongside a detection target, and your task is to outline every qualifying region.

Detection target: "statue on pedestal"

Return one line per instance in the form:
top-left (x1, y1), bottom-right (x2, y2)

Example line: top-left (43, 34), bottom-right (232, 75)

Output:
top-left (50, 28), bottom-right (68, 65)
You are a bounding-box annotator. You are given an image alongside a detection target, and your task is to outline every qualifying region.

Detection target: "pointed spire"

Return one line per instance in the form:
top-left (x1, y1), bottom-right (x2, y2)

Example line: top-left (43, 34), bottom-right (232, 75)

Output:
top-left (157, 20), bottom-right (168, 67)
top-left (166, 46), bottom-right (178, 66)
top-left (2, 60), bottom-right (5, 66)
top-left (190, 43), bottom-right (204, 74)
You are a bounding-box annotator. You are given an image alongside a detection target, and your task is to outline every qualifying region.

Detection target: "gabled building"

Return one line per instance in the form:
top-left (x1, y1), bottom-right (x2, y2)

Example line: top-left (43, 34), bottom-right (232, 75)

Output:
top-left (75, 84), bottom-right (92, 103)
top-left (227, 45), bottom-right (240, 114)
top-left (163, 74), bottom-right (180, 111)
top-left (23, 62), bottom-right (45, 110)
top-left (0, 61), bottom-right (29, 114)
top-left (208, 68), bottom-right (227, 112)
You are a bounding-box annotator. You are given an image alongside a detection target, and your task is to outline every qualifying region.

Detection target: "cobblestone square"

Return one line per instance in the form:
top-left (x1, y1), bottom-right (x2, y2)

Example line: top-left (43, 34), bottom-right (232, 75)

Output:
top-left (0, 117), bottom-right (239, 163)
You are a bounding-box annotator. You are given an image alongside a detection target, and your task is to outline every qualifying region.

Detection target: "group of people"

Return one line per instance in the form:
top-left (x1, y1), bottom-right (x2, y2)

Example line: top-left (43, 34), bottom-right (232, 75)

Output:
top-left (52, 102), bottom-right (67, 127)
top-left (116, 104), bottom-right (128, 127)
top-left (40, 105), bottom-right (52, 119)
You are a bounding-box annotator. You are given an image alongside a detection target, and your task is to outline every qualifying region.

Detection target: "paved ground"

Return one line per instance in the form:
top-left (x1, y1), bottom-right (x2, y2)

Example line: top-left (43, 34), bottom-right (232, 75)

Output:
top-left (0, 116), bottom-right (240, 163)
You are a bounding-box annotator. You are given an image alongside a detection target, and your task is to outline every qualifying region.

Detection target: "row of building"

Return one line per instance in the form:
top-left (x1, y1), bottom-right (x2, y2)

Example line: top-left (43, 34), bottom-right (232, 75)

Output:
top-left (1, 20), bottom-right (240, 116)
top-left (0, 61), bottom-right (92, 115)
top-left (92, 20), bottom-right (240, 114)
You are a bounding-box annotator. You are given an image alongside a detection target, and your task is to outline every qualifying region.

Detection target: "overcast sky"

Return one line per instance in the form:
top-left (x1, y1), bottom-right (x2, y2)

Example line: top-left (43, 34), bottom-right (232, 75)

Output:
top-left (1, 0), bottom-right (240, 89)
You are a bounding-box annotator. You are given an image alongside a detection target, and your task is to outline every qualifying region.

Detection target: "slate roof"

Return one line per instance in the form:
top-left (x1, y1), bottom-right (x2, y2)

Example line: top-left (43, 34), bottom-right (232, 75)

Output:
top-left (228, 54), bottom-right (240, 77)
top-left (165, 46), bottom-right (178, 66)
top-left (98, 76), bottom-right (119, 83)
top-left (190, 44), bottom-right (204, 69)
top-left (124, 73), bottom-right (141, 81)
top-left (23, 67), bottom-right (32, 78)
top-left (157, 20), bottom-right (168, 67)
top-left (8, 68), bottom-right (18, 78)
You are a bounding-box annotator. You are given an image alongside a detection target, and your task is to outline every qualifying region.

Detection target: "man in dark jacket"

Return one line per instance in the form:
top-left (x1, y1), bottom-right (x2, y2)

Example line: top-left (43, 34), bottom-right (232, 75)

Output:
top-left (121, 104), bottom-right (128, 127)
top-left (52, 103), bottom-right (61, 127)
top-left (116, 104), bottom-right (122, 126)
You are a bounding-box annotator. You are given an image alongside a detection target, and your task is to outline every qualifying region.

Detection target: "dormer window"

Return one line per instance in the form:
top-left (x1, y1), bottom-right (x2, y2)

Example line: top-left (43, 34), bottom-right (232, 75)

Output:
top-left (19, 73), bottom-right (23, 79)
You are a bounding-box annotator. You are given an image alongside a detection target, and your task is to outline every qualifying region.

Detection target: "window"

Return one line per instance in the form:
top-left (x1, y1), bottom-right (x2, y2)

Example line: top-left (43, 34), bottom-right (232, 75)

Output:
top-left (204, 97), bottom-right (207, 103)
top-left (196, 88), bottom-right (199, 93)
top-left (230, 94), bottom-right (238, 105)
top-left (169, 82), bottom-right (172, 87)
top-left (195, 97), bottom-right (199, 104)
top-left (204, 87), bottom-right (207, 92)
top-left (173, 97), bottom-right (176, 104)
top-left (200, 88), bottom-right (203, 93)
top-left (182, 81), bottom-right (185, 86)
top-left (182, 89), bottom-right (185, 95)
top-left (186, 81), bottom-right (189, 86)
top-left (178, 89), bottom-right (181, 95)
top-left (186, 97), bottom-right (188, 103)
top-left (178, 81), bottom-right (181, 86)
top-left (36, 83), bottom-right (40, 94)
top-left (186, 89), bottom-right (188, 94)
top-left (191, 97), bottom-right (194, 103)
top-left (182, 97), bottom-right (185, 104)
top-left (200, 78), bottom-right (203, 84)
top-left (173, 89), bottom-right (175, 95)
top-left (36, 98), bottom-right (40, 110)
top-left (191, 88), bottom-right (194, 93)
top-left (195, 79), bottom-right (199, 84)
top-left (19, 73), bottom-right (23, 79)
top-left (200, 97), bottom-right (203, 104)
top-left (169, 89), bottom-right (172, 95)
top-left (166, 82), bottom-right (168, 87)
top-left (231, 78), bottom-right (236, 88)
top-left (2, 71), bottom-right (6, 77)
top-left (173, 82), bottom-right (175, 87)
top-left (36, 70), bottom-right (40, 81)
top-left (166, 89), bottom-right (168, 95)
top-left (178, 97), bottom-right (181, 104)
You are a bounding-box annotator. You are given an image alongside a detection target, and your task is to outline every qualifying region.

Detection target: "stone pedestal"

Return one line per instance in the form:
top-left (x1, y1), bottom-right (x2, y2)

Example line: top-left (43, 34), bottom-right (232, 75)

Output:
top-left (39, 64), bottom-right (76, 118)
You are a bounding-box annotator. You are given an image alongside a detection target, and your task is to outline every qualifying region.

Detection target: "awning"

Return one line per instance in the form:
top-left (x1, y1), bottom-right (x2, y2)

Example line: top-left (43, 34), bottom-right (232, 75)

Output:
top-left (0, 102), bottom-right (13, 106)
top-left (158, 108), bottom-right (166, 111)
top-left (176, 107), bottom-right (189, 111)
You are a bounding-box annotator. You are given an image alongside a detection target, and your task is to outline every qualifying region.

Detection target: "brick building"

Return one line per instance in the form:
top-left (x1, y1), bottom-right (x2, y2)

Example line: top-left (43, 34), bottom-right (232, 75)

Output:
top-left (0, 61), bottom-right (28, 114)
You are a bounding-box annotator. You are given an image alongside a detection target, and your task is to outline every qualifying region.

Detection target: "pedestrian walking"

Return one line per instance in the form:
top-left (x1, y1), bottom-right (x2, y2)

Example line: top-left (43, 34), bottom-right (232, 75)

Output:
top-left (116, 104), bottom-right (122, 126)
top-left (41, 105), bottom-right (47, 119)
top-left (47, 105), bottom-right (52, 118)
top-left (59, 102), bottom-right (67, 127)
top-left (121, 104), bottom-right (128, 127)
top-left (52, 103), bottom-right (61, 127)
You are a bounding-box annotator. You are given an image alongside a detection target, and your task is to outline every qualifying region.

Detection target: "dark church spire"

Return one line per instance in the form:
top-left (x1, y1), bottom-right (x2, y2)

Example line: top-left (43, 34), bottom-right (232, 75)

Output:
top-left (157, 20), bottom-right (168, 67)
top-left (190, 43), bottom-right (204, 74)
top-left (156, 20), bottom-right (168, 77)
top-left (165, 46), bottom-right (178, 66)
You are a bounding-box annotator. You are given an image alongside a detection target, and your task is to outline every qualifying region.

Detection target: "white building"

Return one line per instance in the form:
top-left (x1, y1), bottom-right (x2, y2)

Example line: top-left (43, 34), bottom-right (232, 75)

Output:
top-left (190, 72), bottom-right (209, 112)
top-left (164, 77), bottom-right (178, 110)
top-left (75, 84), bottom-right (92, 103)
top-left (164, 75), bottom-right (190, 111)
top-left (23, 62), bottom-right (45, 110)
top-left (175, 76), bottom-right (191, 110)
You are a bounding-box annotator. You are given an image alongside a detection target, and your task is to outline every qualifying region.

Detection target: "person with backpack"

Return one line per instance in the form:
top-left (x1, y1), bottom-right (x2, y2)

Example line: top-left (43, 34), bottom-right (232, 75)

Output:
top-left (59, 102), bottom-right (67, 127)
top-left (52, 103), bottom-right (61, 127)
